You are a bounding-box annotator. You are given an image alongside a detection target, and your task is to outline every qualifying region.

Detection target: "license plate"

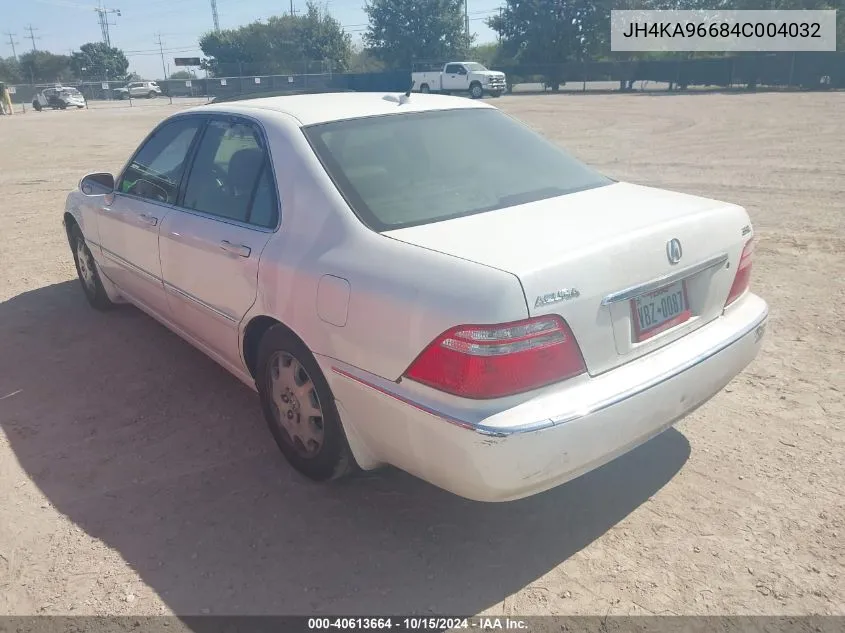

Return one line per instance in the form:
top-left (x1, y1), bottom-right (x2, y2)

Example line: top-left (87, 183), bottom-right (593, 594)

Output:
top-left (631, 280), bottom-right (691, 342)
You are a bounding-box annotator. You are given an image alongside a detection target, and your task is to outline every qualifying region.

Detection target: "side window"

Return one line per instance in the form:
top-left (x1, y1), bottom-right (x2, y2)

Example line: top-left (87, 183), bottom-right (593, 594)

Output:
top-left (445, 64), bottom-right (460, 74)
top-left (119, 117), bottom-right (202, 204)
top-left (182, 118), bottom-right (278, 228)
top-left (457, 66), bottom-right (468, 75)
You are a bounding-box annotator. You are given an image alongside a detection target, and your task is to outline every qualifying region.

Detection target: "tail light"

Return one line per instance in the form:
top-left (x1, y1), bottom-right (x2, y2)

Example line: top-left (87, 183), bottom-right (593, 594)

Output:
top-left (403, 316), bottom-right (586, 399)
top-left (725, 239), bottom-right (754, 307)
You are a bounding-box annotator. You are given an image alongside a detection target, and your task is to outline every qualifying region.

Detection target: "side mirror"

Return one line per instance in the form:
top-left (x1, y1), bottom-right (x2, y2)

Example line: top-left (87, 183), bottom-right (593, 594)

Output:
top-left (80, 172), bottom-right (115, 196)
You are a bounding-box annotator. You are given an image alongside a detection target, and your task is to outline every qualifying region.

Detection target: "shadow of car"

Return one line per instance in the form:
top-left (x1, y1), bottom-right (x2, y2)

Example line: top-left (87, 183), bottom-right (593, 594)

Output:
top-left (0, 281), bottom-right (690, 616)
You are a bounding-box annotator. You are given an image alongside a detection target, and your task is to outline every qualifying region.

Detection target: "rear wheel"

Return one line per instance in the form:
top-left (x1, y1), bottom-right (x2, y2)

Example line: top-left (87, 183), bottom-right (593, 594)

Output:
top-left (420, 83), bottom-right (430, 94)
top-left (32, 101), bottom-right (42, 112)
top-left (70, 225), bottom-right (114, 311)
top-left (148, 91), bottom-right (157, 99)
top-left (256, 326), bottom-right (355, 482)
top-left (469, 82), bottom-right (484, 99)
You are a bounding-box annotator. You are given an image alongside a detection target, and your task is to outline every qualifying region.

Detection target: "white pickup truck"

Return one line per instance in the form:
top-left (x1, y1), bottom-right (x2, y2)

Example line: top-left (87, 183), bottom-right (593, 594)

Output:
top-left (412, 62), bottom-right (507, 99)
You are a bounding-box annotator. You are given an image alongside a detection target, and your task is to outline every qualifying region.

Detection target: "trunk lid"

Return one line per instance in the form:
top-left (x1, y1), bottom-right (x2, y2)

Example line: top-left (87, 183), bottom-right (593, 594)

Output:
top-left (384, 182), bottom-right (752, 375)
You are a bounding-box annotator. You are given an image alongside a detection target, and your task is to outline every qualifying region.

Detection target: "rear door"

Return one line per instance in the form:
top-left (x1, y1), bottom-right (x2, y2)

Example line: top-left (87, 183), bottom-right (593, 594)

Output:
top-left (99, 115), bottom-right (204, 313)
top-left (158, 115), bottom-right (279, 370)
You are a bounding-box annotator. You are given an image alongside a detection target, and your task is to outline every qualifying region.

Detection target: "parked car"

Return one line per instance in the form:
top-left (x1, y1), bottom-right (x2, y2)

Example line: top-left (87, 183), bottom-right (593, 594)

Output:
top-left (64, 92), bottom-right (767, 502)
top-left (113, 81), bottom-right (162, 99)
top-left (32, 86), bottom-right (86, 111)
top-left (412, 62), bottom-right (507, 99)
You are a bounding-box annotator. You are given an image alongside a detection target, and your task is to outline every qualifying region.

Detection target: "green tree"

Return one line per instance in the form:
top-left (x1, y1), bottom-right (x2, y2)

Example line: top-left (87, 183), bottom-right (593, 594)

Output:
top-left (488, 0), bottom-right (609, 89)
top-left (18, 50), bottom-right (74, 84)
top-left (70, 42), bottom-right (129, 80)
top-left (469, 43), bottom-right (502, 68)
top-left (348, 43), bottom-right (386, 72)
top-left (364, 0), bottom-right (470, 69)
top-left (200, 2), bottom-right (352, 76)
top-left (0, 57), bottom-right (23, 83)
top-left (169, 70), bottom-right (196, 79)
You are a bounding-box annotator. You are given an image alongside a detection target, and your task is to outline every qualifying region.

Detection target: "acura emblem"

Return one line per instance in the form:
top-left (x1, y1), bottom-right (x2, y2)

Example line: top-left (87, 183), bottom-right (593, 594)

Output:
top-left (666, 238), bottom-right (683, 265)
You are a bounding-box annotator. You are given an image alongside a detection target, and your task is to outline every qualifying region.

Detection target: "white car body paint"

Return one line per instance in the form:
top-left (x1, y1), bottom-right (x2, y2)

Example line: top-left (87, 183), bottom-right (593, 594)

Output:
top-left (63, 93), bottom-right (768, 502)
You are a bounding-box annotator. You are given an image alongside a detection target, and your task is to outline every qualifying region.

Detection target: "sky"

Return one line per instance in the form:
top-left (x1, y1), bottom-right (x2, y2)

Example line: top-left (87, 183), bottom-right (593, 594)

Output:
top-left (3, 0), bottom-right (503, 79)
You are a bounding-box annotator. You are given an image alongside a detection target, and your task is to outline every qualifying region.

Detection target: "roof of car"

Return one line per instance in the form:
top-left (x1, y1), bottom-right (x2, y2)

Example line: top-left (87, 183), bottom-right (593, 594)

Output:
top-left (192, 91), bottom-right (495, 126)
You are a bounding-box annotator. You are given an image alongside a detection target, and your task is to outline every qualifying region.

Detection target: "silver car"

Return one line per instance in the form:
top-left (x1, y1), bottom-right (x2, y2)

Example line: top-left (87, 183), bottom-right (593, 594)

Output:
top-left (63, 93), bottom-right (767, 502)
top-left (114, 81), bottom-right (162, 99)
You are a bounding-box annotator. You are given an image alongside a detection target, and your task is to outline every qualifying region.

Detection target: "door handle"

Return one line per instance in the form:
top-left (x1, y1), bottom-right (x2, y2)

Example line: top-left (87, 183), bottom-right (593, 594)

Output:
top-left (220, 240), bottom-right (251, 258)
top-left (138, 213), bottom-right (158, 227)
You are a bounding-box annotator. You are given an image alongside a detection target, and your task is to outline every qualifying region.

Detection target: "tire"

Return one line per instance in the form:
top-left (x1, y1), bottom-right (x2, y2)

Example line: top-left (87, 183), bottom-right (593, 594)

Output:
top-left (33, 101), bottom-right (42, 112)
top-left (256, 325), bottom-right (355, 482)
top-left (59, 102), bottom-right (67, 110)
top-left (469, 82), bottom-right (483, 99)
top-left (148, 91), bottom-right (157, 99)
top-left (420, 83), bottom-right (430, 94)
top-left (70, 225), bottom-right (114, 311)
top-left (491, 91), bottom-right (502, 98)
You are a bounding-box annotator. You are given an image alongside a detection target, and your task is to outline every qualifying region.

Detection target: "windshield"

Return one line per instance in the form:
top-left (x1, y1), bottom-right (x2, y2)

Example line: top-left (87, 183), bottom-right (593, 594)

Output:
top-left (463, 62), bottom-right (488, 72)
top-left (304, 108), bottom-right (611, 232)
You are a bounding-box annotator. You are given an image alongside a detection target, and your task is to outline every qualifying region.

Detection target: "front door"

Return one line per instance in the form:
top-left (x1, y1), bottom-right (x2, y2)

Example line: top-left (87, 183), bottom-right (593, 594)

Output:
top-left (441, 64), bottom-right (468, 91)
top-left (158, 116), bottom-right (279, 370)
top-left (98, 115), bottom-right (203, 313)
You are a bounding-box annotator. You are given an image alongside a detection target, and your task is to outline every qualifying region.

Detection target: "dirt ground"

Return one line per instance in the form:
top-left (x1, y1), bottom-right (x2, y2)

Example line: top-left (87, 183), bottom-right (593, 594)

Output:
top-left (0, 92), bottom-right (842, 618)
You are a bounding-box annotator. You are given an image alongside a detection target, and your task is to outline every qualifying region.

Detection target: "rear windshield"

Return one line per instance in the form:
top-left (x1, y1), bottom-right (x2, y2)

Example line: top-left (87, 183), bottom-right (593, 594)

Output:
top-left (303, 108), bottom-right (611, 231)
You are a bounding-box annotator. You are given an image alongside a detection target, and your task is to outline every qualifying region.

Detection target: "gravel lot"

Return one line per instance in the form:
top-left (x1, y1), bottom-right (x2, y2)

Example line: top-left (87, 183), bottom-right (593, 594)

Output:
top-left (0, 92), bottom-right (842, 617)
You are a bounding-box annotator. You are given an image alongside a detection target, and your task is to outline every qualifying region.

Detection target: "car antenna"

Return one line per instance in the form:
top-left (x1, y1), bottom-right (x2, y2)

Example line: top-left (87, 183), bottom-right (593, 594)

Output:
top-left (383, 81), bottom-right (415, 105)
top-left (398, 80), bottom-right (415, 104)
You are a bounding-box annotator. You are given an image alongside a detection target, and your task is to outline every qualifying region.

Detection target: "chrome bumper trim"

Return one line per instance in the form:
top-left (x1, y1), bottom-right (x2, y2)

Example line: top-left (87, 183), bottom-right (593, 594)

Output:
top-left (602, 253), bottom-right (728, 305)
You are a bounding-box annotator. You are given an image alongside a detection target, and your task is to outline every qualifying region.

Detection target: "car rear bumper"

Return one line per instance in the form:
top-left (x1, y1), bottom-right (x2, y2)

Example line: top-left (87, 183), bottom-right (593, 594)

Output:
top-left (325, 293), bottom-right (768, 502)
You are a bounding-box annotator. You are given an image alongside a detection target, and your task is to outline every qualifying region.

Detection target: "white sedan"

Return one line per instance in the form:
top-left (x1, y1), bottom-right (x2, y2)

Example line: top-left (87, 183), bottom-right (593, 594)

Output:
top-left (64, 92), bottom-right (768, 502)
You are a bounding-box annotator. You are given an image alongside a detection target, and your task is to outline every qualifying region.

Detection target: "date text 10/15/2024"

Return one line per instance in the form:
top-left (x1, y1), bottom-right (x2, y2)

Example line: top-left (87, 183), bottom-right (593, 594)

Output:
top-left (307, 617), bottom-right (529, 631)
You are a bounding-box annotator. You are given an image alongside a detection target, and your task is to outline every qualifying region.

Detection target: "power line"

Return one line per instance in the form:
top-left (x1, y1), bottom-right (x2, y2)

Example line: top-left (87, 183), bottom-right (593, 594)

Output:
top-left (24, 25), bottom-right (40, 52)
top-left (4, 32), bottom-right (19, 60)
top-left (210, 0), bottom-right (220, 31)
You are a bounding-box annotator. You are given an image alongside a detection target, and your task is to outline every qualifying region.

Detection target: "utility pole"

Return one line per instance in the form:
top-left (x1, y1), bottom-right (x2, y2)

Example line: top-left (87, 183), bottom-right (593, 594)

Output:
top-left (4, 32), bottom-right (19, 60)
top-left (210, 0), bottom-right (220, 31)
top-left (94, 3), bottom-right (121, 48)
top-left (290, 0), bottom-right (296, 15)
top-left (25, 25), bottom-right (39, 52)
top-left (464, 0), bottom-right (470, 50)
top-left (155, 33), bottom-right (168, 79)
top-left (498, 7), bottom-right (502, 42)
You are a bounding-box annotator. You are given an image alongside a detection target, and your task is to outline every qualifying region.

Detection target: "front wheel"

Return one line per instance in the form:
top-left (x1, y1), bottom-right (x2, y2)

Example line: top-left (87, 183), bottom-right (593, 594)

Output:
top-left (256, 326), bottom-right (355, 482)
top-left (32, 101), bottom-right (42, 112)
top-left (469, 83), bottom-right (484, 99)
top-left (70, 225), bottom-right (115, 311)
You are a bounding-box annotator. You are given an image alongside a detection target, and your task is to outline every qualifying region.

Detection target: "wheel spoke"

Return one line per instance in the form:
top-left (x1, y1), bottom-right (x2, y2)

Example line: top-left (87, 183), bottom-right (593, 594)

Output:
top-left (267, 351), bottom-right (325, 455)
top-left (301, 389), bottom-right (322, 420)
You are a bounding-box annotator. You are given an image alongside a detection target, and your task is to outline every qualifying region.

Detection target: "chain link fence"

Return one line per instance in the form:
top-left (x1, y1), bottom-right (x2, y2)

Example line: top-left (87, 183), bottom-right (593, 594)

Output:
top-left (3, 52), bottom-right (842, 114)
